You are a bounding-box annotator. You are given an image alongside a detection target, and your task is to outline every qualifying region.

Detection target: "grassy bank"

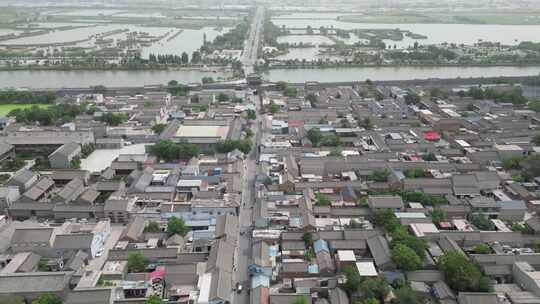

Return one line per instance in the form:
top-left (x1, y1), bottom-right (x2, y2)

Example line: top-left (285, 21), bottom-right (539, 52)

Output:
top-left (0, 104), bottom-right (50, 116)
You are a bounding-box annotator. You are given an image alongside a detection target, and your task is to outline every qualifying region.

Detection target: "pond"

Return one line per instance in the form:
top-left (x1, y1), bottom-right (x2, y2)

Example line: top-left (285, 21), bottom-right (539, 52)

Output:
top-left (272, 18), bottom-right (540, 46)
top-left (141, 27), bottom-right (231, 58)
top-left (277, 35), bottom-right (335, 45)
top-left (274, 47), bottom-right (342, 61)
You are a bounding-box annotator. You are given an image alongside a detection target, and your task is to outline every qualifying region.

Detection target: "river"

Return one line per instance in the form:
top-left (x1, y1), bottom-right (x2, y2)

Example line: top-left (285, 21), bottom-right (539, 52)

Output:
top-left (263, 66), bottom-right (540, 83)
top-left (0, 69), bottom-right (231, 88)
top-left (0, 66), bottom-right (539, 88)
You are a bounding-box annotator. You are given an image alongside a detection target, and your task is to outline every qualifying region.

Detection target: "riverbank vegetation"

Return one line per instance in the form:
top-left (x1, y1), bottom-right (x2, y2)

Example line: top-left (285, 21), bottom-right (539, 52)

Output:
top-left (336, 12), bottom-right (540, 26)
top-left (0, 90), bottom-right (55, 104)
top-left (8, 103), bottom-right (87, 125)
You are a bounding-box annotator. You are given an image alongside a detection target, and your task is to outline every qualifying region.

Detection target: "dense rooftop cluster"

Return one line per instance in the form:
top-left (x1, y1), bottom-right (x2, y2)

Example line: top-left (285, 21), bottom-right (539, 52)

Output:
top-left (0, 78), bottom-right (538, 304)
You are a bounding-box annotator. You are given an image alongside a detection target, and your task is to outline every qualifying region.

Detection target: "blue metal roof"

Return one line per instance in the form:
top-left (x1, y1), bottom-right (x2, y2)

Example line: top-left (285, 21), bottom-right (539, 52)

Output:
top-left (251, 275), bottom-right (270, 288)
top-left (314, 239), bottom-right (329, 253)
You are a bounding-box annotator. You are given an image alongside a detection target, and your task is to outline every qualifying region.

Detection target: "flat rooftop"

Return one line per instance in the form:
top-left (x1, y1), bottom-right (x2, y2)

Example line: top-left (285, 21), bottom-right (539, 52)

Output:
top-left (175, 125), bottom-right (229, 139)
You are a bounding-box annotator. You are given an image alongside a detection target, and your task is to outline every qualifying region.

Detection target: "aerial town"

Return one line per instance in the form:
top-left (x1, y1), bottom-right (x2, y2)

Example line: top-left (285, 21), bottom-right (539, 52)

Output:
top-left (0, 74), bottom-right (538, 304)
top-left (0, 1), bottom-right (540, 304)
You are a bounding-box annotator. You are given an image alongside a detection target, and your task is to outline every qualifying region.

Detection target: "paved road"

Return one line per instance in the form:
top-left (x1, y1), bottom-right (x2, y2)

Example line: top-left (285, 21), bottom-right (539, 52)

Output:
top-left (232, 89), bottom-right (262, 304)
top-left (86, 225), bottom-right (123, 271)
top-left (241, 6), bottom-right (265, 76)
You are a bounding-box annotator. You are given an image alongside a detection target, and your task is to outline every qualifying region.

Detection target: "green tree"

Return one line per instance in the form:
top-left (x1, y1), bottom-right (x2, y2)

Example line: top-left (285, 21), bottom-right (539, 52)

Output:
top-left (430, 208), bottom-right (446, 225)
top-left (283, 87), bottom-right (297, 97)
top-left (360, 277), bottom-right (390, 301)
top-left (304, 247), bottom-right (315, 260)
top-left (151, 124), bottom-right (167, 135)
top-left (246, 109), bottom-right (256, 120)
top-left (328, 148), bottom-right (342, 157)
top-left (320, 133), bottom-right (343, 147)
top-left (371, 209), bottom-right (401, 233)
top-left (473, 243), bottom-right (491, 254)
top-left (127, 252), bottom-right (149, 272)
top-left (391, 228), bottom-right (427, 258)
top-left (438, 251), bottom-right (490, 292)
top-left (149, 140), bottom-right (200, 162)
top-left (511, 222), bottom-right (534, 234)
top-left (430, 88), bottom-right (448, 99)
top-left (422, 153), bottom-right (437, 161)
top-left (529, 100), bottom-right (540, 112)
top-left (307, 128), bottom-right (323, 147)
top-left (391, 244), bottom-right (422, 271)
top-left (214, 139), bottom-right (252, 154)
top-left (31, 294), bottom-right (62, 304)
top-left (8, 104), bottom-right (86, 126)
top-left (181, 52), bottom-right (189, 64)
top-left (404, 168), bottom-right (427, 178)
top-left (191, 51), bottom-right (201, 63)
top-left (302, 232), bottom-right (312, 247)
top-left (360, 117), bottom-right (374, 130)
top-left (268, 102), bottom-right (279, 114)
top-left (167, 217), bottom-right (189, 237)
top-left (315, 193), bottom-right (331, 206)
top-left (404, 92), bottom-right (421, 105)
top-left (470, 213), bottom-right (495, 231)
top-left (217, 93), bottom-right (229, 102)
top-left (145, 295), bottom-right (164, 304)
top-left (306, 93), bottom-right (318, 107)
top-left (98, 113), bottom-right (128, 126)
top-left (292, 296), bottom-right (309, 304)
top-left (357, 299), bottom-right (379, 304)
top-left (38, 258), bottom-right (49, 271)
top-left (368, 169), bottom-right (390, 182)
top-left (522, 154), bottom-right (540, 180)
top-left (392, 286), bottom-right (422, 304)
top-left (144, 221), bottom-right (161, 233)
top-left (201, 76), bottom-right (214, 84)
top-left (502, 156), bottom-right (524, 170)
top-left (70, 157), bottom-right (81, 169)
top-left (0, 90), bottom-right (55, 104)
top-left (276, 81), bottom-right (288, 91)
top-left (342, 264), bottom-right (362, 295)
top-left (531, 133), bottom-right (540, 146)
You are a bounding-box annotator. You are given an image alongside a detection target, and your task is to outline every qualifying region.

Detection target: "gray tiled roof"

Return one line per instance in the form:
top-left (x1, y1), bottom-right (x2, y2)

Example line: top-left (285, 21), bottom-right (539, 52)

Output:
top-left (0, 271), bottom-right (72, 293)
top-left (366, 235), bottom-right (392, 267)
top-left (214, 214), bottom-right (238, 240)
top-left (209, 268), bottom-right (231, 303)
top-left (206, 239), bottom-right (235, 273)
top-left (53, 233), bottom-right (94, 250)
top-left (11, 227), bottom-right (54, 244)
top-left (23, 177), bottom-right (54, 201)
top-left (65, 287), bottom-right (114, 304)
top-left (50, 142), bottom-right (80, 158)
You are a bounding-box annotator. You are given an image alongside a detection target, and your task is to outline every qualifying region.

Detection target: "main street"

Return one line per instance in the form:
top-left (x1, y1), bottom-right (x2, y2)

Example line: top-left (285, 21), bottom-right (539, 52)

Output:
top-left (232, 88), bottom-right (263, 304)
top-left (241, 6), bottom-right (265, 76)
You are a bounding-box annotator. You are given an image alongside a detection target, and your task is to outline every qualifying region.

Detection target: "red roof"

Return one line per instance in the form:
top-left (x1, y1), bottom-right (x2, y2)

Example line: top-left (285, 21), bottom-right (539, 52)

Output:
top-left (147, 266), bottom-right (166, 282)
top-left (423, 131), bottom-right (441, 141)
top-left (288, 120), bottom-right (305, 128)
top-left (439, 222), bottom-right (452, 229)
